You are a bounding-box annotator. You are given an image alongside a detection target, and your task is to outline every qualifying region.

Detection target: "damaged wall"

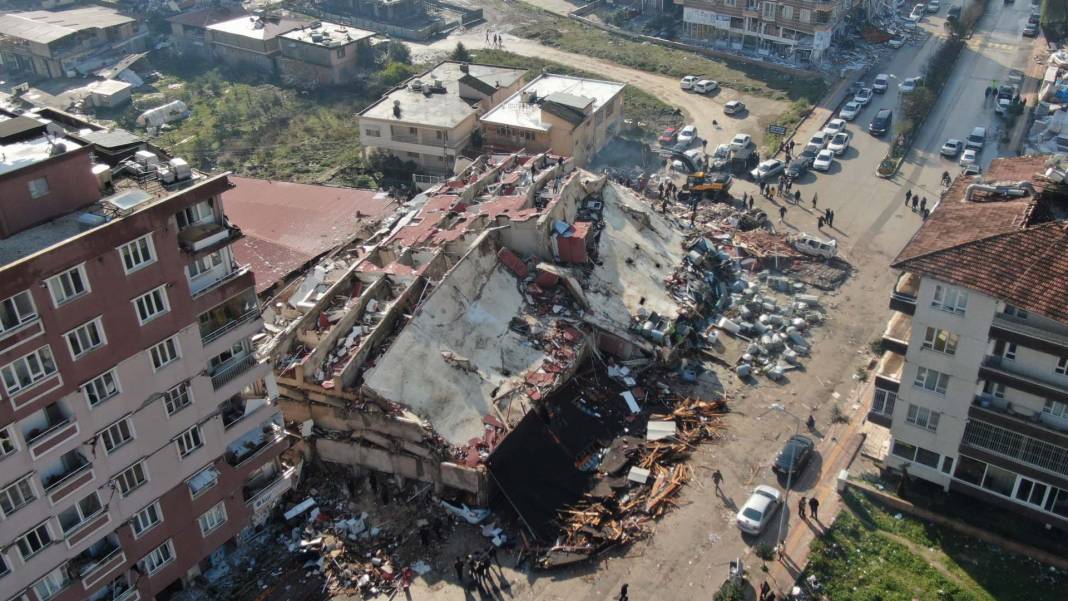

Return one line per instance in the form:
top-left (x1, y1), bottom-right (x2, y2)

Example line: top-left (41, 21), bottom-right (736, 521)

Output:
top-left (338, 277), bottom-right (427, 388)
top-left (500, 171), bottom-right (604, 261)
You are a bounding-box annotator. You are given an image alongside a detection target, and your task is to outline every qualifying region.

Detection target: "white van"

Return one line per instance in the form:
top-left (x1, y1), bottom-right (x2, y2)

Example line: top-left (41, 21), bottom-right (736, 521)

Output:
top-left (694, 80), bottom-right (718, 94)
top-left (680, 76), bottom-right (698, 90)
top-left (790, 234), bottom-right (838, 259)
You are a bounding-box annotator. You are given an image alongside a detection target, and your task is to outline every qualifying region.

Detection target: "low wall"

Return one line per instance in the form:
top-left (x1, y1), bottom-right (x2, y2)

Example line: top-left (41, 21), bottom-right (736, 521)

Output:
top-left (297, 6), bottom-right (445, 41)
top-left (427, 0), bottom-right (484, 25)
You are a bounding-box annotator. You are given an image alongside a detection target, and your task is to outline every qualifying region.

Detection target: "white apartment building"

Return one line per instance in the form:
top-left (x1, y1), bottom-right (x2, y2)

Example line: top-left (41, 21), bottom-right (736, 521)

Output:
top-left (875, 156), bottom-right (1068, 531)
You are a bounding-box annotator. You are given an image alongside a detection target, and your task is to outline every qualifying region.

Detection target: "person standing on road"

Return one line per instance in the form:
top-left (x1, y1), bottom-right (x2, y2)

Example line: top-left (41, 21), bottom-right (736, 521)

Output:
top-left (809, 497), bottom-right (820, 520)
top-left (794, 190), bottom-right (801, 204)
top-left (905, 189), bottom-right (912, 205)
top-left (779, 206), bottom-right (787, 223)
top-left (454, 557), bottom-right (465, 583)
top-left (712, 469), bottom-right (723, 491)
top-left (798, 496), bottom-right (807, 519)
top-left (760, 580), bottom-right (772, 601)
top-left (619, 583), bottom-right (630, 601)
top-left (811, 193), bottom-right (817, 209)
top-left (748, 195), bottom-right (755, 210)
top-left (920, 197), bottom-right (927, 212)
top-left (817, 216), bottom-right (825, 229)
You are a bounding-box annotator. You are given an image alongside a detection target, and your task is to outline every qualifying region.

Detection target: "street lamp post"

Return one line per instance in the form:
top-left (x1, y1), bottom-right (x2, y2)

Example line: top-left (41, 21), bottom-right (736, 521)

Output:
top-left (769, 402), bottom-right (802, 547)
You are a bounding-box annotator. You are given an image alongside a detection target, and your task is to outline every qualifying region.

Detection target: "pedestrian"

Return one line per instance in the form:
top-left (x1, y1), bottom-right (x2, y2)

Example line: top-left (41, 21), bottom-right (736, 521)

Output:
top-left (619, 583), bottom-right (630, 601)
top-left (923, 207), bottom-right (930, 220)
top-left (807, 414), bottom-right (816, 430)
top-left (811, 193), bottom-right (817, 208)
top-left (920, 197), bottom-right (927, 212)
top-left (794, 190), bottom-right (801, 204)
top-left (789, 140), bottom-right (796, 152)
top-left (419, 525), bottom-right (430, 546)
top-left (798, 496), bottom-right (807, 519)
top-left (905, 189), bottom-right (912, 205)
top-left (776, 541), bottom-right (786, 562)
top-left (748, 195), bottom-right (755, 210)
top-left (690, 204), bottom-right (697, 226)
top-left (485, 29), bottom-right (490, 43)
top-left (713, 119), bottom-right (719, 128)
top-left (760, 580), bottom-right (772, 601)
top-left (454, 557), bottom-right (465, 582)
top-left (809, 497), bottom-right (820, 520)
top-left (712, 469), bottom-right (723, 490)
top-left (779, 206), bottom-right (787, 223)
top-left (817, 216), bottom-right (825, 229)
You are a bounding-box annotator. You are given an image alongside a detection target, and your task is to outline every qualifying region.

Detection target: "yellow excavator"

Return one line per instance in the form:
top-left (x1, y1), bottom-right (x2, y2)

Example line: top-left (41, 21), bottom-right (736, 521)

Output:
top-left (685, 171), bottom-right (733, 200)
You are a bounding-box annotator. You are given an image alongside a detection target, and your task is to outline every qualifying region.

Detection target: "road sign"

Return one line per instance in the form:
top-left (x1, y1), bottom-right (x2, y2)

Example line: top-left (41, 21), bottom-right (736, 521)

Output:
top-left (767, 124), bottom-right (787, 135)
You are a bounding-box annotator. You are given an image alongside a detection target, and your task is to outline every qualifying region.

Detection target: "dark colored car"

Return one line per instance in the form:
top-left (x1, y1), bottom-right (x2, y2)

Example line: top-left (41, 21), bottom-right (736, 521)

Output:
top-left (869, 108), bottom-right (893, 136)
top-left (773, 435), bottom-right (815, 478)
top-left (785, 157), bottom-right (812, 179)
top-left (947, 5), bottom-right (961, 21)
top-left (1023, 23), bottom-right (1039, 37)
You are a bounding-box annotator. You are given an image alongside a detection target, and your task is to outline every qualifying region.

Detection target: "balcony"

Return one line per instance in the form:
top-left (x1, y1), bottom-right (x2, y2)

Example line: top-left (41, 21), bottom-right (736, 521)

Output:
top-left (972, 394), bottom-right (1068, 447)
top-left (65, 510), bottom-right (111, 549)
top-left (190, 263), bottom-right (250, 298)
top-left (980, 356), bottom-right (1068, 403)
top-left (225, 414), bottom-right (285, 468)
top-left (199, 288), bottom-right (259, 346)
top-left (178, 221), bottom-right (242, 254)
top-left (874, 349), bottom-right (905, 391)
top-left (44, 452), bottom-right (94, 505)
top-left (990, 313), bottom-right (1068, 356)
top-left (211, 354), bottom-right (257, 391)
top-left (26, 416), bottom-right (79, 461)
top-left (889, 271), bottom-right (919, 315)
top-left (74, 536), bottom-right (125, 590)
top-left (882, 310), bottom-right (912, 356)
top-left (220, 395), bottom-right (270, 430)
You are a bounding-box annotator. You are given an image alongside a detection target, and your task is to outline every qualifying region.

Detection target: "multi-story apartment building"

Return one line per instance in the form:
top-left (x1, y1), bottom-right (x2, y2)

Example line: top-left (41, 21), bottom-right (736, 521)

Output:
top-left (875, 156), bottom-right (1068, 532)
top-left (677, 0), bottom-right (848, 63)
top-left (0, 114), bottom-right (295, 601)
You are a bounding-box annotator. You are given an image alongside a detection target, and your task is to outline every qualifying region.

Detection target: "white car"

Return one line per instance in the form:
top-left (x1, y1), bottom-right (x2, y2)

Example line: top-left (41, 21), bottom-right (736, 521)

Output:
top-left (909, 4), bottom-right (925, 20)
top-left (680, 76), bottom-right (698, 90)
top-left (854, 87), bottom-right (874, 106)
top-left (808, 131), bottom-right (830, 149)
top-left (926, 0), bottom-right (940, 12)
top-left (736, 485), bottom-right (782, 535)
top-left (677, 125), bottom-right (698, 146)
top-left (724, 100), bottom-right (746, 115)
top-left (995, 97), bottom-right (1012, 115)
top-left (872, 73), bottom-right (890, 94)
top-left (750, 159), bottom-right (785, 182)
top-left (694, 79), bottom-right (718, 94)
top-left (960, 148), bottom-right (978, 167)
top-left (822, 118), bottom-right (847, 137)
top-left (899, 76), bottom-right (922, 93)
top-left (731, 133), bottom-right (752, 151)
top-left (792, 233), bottom-right (838, 258)
top-left (813, 149), bottom-right (835, 171)
top-left (888, 37), bottom-right (905, 49)
top-left (940, 139), bottom-right (963, 157)
top-left (839, 101), bottom-right (861, 121)
top-left (828, 131), bottom-right (851, 156)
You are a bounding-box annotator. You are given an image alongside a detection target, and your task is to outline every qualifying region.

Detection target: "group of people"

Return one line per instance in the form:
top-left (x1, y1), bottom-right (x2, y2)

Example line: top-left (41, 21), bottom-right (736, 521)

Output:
top-left (904, 189), bottom-right (931, 220)
top-left (453, 547), bottom-right (502, 593)
top-left (798, 495), bottom-right (821, 520)
top-left (484, 30), bottom-right (505, 48)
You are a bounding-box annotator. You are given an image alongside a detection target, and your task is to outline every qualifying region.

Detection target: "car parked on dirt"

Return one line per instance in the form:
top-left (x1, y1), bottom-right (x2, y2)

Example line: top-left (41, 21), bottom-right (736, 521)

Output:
top-left (658, 127), bottom-right (678, 145)
top-left (694, 79), bottom-right (718, 94)
top-left (751, 159), bottom-right (785, 182)
top-left (772, 434), bottom-right (816, 477)
top-left (680, 76), bottom-right (698, 90)
top-left (724, 100), bottom-right (746, 115)
top-left (678, 125), bottom-right (698, 146)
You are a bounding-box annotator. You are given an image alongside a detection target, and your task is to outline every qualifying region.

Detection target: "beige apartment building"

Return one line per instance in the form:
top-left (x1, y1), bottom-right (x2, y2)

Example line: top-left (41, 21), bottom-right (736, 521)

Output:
top-left (875, 156), bottom-right (1068, 532)
top-left (677, 0), bottom-right (849, 63)
top-left (277, 21), bottom-right (374, 86)
top-left (0, 113), bottom-right (295, 601)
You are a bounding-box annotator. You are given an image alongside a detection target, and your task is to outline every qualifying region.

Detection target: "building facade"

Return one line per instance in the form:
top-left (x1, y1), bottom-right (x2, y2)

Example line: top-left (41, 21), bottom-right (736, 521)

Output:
top-left (676, 0), bottom-right (849, 63)
top-left (205, 14), bottom-right (308, 73)
top-left (277, 22), bottom-right (374, 86)
top-left (0, 115), bottom-right (294, 601)
top-left (875, 156), bottom-right (1068, 533)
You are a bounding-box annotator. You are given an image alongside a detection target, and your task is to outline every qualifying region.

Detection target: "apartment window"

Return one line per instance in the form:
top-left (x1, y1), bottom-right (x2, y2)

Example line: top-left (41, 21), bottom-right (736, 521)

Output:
top-left (16, 521), bottom-right (53, 560)
top-left (82, 369), bottom-right (120, 408)
top-left (1003, 304), bottom-right (1028, 318)
top-left (65, 317), bottom-right (106, 360)
top-left (941, 456), bottom-right (954, 474)
top-left (435, 130), bottom-right (443, 139)
top-left (175, 425), bottom-right (203, 458)
top-left (782, 5), bottom-right (794, 19)
top-left (336, 46), bottom-right (346, 58)
top-left (101, 418), bottom-right (134, 454)
top-left (872, 388), bottom-right (897, 415)
top-left (0, 424), bottom-right (16, 457)
top-left (799, 8), bottom-right (811, 22)
top-left (149, 336), bottom-right (180, 371)
top-left (46, 264), bottom-right (89, 306)
top-left (1046, 487), bottom-right (1068, 518)
top-left (1044, 399), bottom-right (1068, 418)
top-left (931, 284), bottom-right (968, 315)
top-left (1, 290), bottom-right (37, 336)
top-left (913, 366), bottom-right (949, 394)
top-left (188, 250), bottom-right (223, 279)
top-left (1056, 356), bottom-right (1068, 376)
top-left (188, 466), bottom-right (219, 498)
top-left (993, 339), bottom-right (1017, 361)
top-left (115, 460), bottom-right (148, 496)
top-left (922, 327), bottom-right (958, 355)
top-left (983, 380), bottom-right (1006, 399)
top-left (163, 382), bottom-right (193, 416)
top-left (131, 501), bottom-right (163, 538)
top-left (981, 463), bottom-right (1016, 497)
top-left (0, 474), bottom-right (36, 516)
top-left (1016, 477), bottom-right (1050, 507)
top-left (139, 539), bottom-right (176, 575)
top-left (133, 286), bottom-right (170, 325)
top-left (32, 566), bottom-right (69, 601)
top-left (915, 447), bottom-right (940, 468)
top-left (58, 491), bottom-right (103, 533)
top-left (118, 234), bottom-right (156, 274)
top-left (198, 501), bottom-right (228, 535)
top-left (724, 0), bottom-right (736, 6)
top-left (364, 127), bottom-right (381, 138)
top-left (176, 200), bottom-right (214, 229)
top-left (906, 404), bottom-right (941, 432)
top-left (2, 346), bottom-right (58, 395)
top-left (28, 177), bottom-right (49, 199)
top-left (0, 552), bottom-right (8, 578)
top-left (891, 439), bottom-right (917, 461)
top-left (762, 1), bottom-right (776, 19)
top-left (408, 127), bottom-right (417, 135)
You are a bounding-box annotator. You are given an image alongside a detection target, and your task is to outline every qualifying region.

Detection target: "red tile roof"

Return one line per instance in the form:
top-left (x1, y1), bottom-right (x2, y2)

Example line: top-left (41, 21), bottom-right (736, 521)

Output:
top-left (224, 177), bottom-right (397, 293)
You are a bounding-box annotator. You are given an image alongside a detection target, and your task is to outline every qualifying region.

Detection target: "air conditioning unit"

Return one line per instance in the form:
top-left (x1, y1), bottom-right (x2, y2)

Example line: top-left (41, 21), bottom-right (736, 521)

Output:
top-left (169, 157), bottom-right (192, 181)
top-left (134, 150), bottom-right (159, 167)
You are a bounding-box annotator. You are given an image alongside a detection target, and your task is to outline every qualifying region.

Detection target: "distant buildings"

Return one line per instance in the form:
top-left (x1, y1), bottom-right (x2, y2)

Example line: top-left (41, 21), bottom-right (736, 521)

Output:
top-left (205, 13), bottom-right (311, 73)
top-left (276, 21), bottom-right (375, 86)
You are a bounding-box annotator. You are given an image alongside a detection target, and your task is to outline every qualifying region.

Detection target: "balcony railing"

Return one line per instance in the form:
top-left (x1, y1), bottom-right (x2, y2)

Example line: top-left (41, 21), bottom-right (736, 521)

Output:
top-left (991, 314), bottom-right (1068, 354)
top-left (243, 470), bottom-right (283, 505)
top-left (211, 354), bottom-right (257, 391)
top-left (222, 397), bottom-right (270, 430)
top-left (981, 356), bottom-right (1068, 401)
top-left (202, 308), bottom-right (259, 346)
top-left (43, 456), bottom-right (91, 493)
top-left (191, 264), bottom-right (250, 298)
top-left (178, 222), bottom-right (241, 254)
top-left (973, 394), bottom-right (1068, 438)
top-left (226, 421), bottom-right (284, 468)
top-left (27, 418), bottom-right (79, 460)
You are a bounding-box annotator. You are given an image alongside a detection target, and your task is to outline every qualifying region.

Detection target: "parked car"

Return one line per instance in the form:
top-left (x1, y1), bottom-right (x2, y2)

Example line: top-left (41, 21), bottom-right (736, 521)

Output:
top-left (1008, 69), bottom-right (1025, 86)
top-left (731, 133), bottom-right (752, 151)
top-left (785, 157), bottom-right (812, 179)
top-left (872, 73), bottom-right (890, 93)
top-left (869, 108), bottom-right (893, 136)
top-left (813, 149), bottom-right (835, 171)
top-left (751, 159), bottom-right (785, 182)
top-left (962, 163), bottom-right (982, 176)
top-left (694, 79), bottom-right (718, 94)
top-left (854, 87), bottom-right (874, 106)
top-left (839, 101), bottom-right (862, 121)
top-left (940, 138), bottom-right (963, 157)
top-left (680, 76), bottom-right (698, 90)
top-left (965, 126), bottom-right (986, 150)
top-left (808, 131), bottom-right (830, 149)
top-left (1023, 23), bottom-right (1039, 37)
top-left (899, 76), bottom-right (923, 93)
top-left (791, 235), bottom-right (837, 259)
top-left (800, 144), bottom-right (821, 162)
top-left (888, 37), bottom-right (905, 49)
top-left (678, 125), bottom-right (698, 146)
top-left (926, 0), bottom-right (940, 12)
top-left (822, 118), bottom-right (847, 137)
top-left (724, 100), bottom-right (746, 115)
top-left (658, 127), bottom-right (678, 145)
top-left (772, 434), bottom-right (816, 477)
top-left (995, 97), bottom-right (1012, 115)
top-left (1028, 13), bottom-right (1040, 25)
top-left (736, 485), bottom-right (782, 535)
top-left (828, 131), bottom-right (851, 155)
top-left (909, 4), bottom-right (925, 20)
top-left (960, 147), bottom-right (978, 167)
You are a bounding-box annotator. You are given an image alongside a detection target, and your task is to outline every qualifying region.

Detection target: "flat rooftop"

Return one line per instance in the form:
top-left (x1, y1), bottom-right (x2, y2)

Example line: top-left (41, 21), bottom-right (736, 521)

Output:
top-left (480, 73), bottom-right (625, 131)
top-left (207, 14), bottom-right (307, 40)
top-left (280, 21), bottom-right (374, 47)
top-left (360, 62), bottom-right (526, 130)
top-left (0, 132), bottom-right (82, 177)
top-left (0, 7), bottom-right (134, 44)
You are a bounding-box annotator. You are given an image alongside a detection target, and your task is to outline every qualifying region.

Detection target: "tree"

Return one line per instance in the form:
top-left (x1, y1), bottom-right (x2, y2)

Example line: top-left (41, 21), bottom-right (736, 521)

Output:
top-left (450, 42), bottom-right (472, 62)
top-left (387, 40), bottom-right (411, 65)
top-left (754, 543), bottom-right (775, 571)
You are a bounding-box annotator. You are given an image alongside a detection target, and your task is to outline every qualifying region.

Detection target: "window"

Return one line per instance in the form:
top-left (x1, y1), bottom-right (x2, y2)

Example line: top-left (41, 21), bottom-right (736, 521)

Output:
top-left (0, 552), bottom-right (7, 577)
top-left (915, 447), bottom-right (940, 468)
top-left (983, 380), bottom-right (1006, 399)
top-left (931, 284), bottom-right (968, 315)
top-left (993, 339), bottom-right (1017, 361)
top-left (163, 382), bottom-right (193, 416)
top-left (118, 234), bottom-right (156, 273)
top-left (58, 491), bottom-right (103, 533)
top-left (149, 336), bottom-right (180, 371)
top-left (922, 327), bottom-right (958, 355)
top-left (32, 566), bottom-right (69, 601)
top-left (82, 369), bottom-right (120, 408)
top-left (336, 46), bottom-right (346, 58)
top-left (139, 539), bottom-right (175, 575)
top-left (131, 501), bottom-right (163, 538)
top-left (954, 455), bottom-right (986, 485)
top-left (0, 424), bottom-right (16, 457)
top-left (16, 521), bottom-right (53, 560)
top-left (913, 366), bottom-right (949, 394)
top-left (1003, 304), bottom-right (1028, 319)
top-left (364, 127), bottom-right (381, 138)
top-left (116, 460), bottom-right (148, 496)
top-left (1015, 477), bottom-right (1049, 507)
top-left (198, 502), bottom-right (228, 535)
top-left (1057, 356), bottom-right (1068, 376)
top-left (176, 200), bottom-right (214, 229)
top-left (1, 290), bottom-right (37, 336)
top-left (799, 8), bottom-right (811, 22)
top-left (65, 317), bottom-right (106, 359)
top-left (891, 439), bottom-right (917, 461)
top-left (133, 286), bottom-right (170, 325)
top-left (1045, 487), bottom-right (1068, 518)
top-left (1, 346), bottom-right (58, 395)
top-left (46, 264), bottom-right (89, 306)
top-left (0, 474), bottom-right (36, 516)
top-left (906, 404), bottom-right (941, 432)
top-left (176, 425), bottom-right (203, 458)
top-left (872, 388), bottom-right (896, 415)
top-left (188, 250), bottom-right (224, 279)
top-left (981, 463), bottom-right (1016, 497)
top-left (962, 420), bottom-right (1068, 478)
top-left (782, 5), bottom-right (794, 18)
top-left (1044, 399), bottom-right (1068, 418)
top-left (940, 456), bottom-right (954, 474)
top-left (724, 0), bottom-right (736, 6)
top-left (762, 1), bottom-right (776, 19)
top-left (101, 418), bottom-right (134, 454)
top-left (28, 177), bottom-right (49, 199)
top-left (188, 466), bottom-right (219, 498)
